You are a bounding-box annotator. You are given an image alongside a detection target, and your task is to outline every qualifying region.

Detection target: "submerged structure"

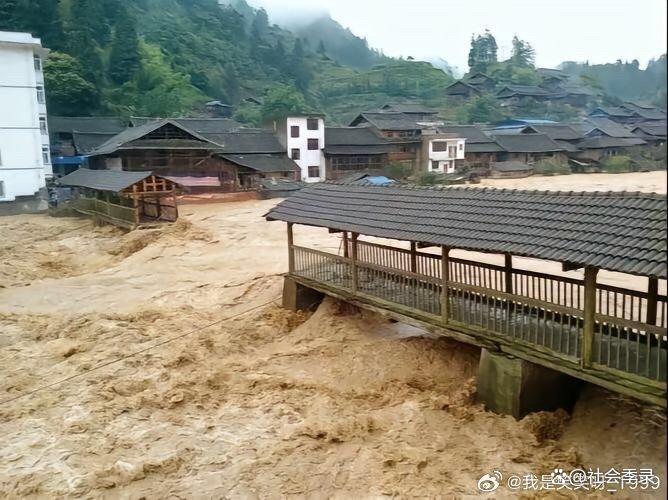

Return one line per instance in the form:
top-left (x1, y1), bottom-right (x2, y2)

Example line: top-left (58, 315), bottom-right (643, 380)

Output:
top-left (267, 184), bottom-right (667, 416)
top-left (57, 169), bottom-right (181, 229)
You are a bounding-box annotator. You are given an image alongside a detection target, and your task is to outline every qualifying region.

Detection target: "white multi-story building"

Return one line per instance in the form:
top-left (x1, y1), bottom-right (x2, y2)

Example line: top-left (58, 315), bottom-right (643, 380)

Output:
top-left (422, 131), bottom-right (466, 174)
top-left (277, 115), bottom-right (325, 182)
top-left (0, 31), bottom-right (51, 203)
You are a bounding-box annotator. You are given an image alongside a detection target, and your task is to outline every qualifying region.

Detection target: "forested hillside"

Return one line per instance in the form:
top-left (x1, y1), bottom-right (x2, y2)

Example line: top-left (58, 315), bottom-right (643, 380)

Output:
top-left (1, 0), bottom-right (664, 125)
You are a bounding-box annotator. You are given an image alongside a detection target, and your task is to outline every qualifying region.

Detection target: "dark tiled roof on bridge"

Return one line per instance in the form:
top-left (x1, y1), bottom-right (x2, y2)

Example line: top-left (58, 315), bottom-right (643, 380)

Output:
top-left (220, 154), bottom-right (299, 173)
top-left (266, 184), bottom-right (667, 278)
top-left (57, 168), bottom-right (153, 192)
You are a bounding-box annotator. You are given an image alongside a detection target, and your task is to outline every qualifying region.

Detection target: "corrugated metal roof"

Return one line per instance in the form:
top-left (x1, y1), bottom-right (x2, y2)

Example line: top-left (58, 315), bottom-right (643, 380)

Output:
top-left (265, 184), bottom-right (667, 278)
top-left (57, 168), bottom-right (153, 192)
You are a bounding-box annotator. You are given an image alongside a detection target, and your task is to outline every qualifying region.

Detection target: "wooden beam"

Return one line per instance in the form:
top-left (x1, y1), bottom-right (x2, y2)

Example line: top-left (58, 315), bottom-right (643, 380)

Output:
top-left (582, 266), bottom-right (599, 368)
top-left (505, 254), bottom-right (513, 294)
top-left (410, 242), bottom-right (417, 273)
top-left (351, 232), bottom-right (359, 292)
top-left (646, 277), bottom-right (659, 326)
top-left (328, 228), bottom-right (343, 234)
top-left (287, 222), bottom-right (295, 273)
top-left (342, 231), bottom-right (349, 258)
top-left (562, 262), bottom-right (584, 272)
top-left (441, 246), bottom-right (450, 323)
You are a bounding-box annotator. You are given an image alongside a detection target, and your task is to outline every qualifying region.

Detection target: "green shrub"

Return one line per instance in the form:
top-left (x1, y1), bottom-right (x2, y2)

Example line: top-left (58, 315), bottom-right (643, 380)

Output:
top-left (601, 156), bottom-right (634, 173)
top-left (413, 171), bottom-right (441, 186)
top-left (533, 159), bottom-right (571, 176)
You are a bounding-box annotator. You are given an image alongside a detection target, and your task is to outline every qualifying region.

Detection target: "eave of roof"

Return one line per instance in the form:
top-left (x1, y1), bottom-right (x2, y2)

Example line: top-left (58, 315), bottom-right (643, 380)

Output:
top-left (265, 184), bottom-right (667, 278)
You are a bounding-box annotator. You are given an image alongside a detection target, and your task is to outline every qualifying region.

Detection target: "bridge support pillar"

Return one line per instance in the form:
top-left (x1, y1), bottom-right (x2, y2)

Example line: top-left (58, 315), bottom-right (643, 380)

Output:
top-left (283, 276), bottom-right (324, 312)
top-left (477, 349), bottom-right (582, 419)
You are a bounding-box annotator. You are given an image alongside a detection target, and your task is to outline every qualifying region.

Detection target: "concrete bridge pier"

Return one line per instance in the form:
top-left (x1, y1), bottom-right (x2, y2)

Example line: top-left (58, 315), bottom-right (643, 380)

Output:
top-left (477, 349), bottom-right (583, 419)
top-left (283, 276), bottom-right (324, 312)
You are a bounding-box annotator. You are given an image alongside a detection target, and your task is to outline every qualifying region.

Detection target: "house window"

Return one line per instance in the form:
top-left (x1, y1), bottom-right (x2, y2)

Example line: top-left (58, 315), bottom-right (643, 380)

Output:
top-left (307, 118), bottom-right (319, 130)
top-left (291, 148), bottom-right (301, 160)
top-left (449, 146), bottom-right (456, 156)
top-left (431, 160), bottom-right (439, 170)
top-left (458, 143), bottom-right (463, 150)
top-left (34, 55), bottom-right (42, 71)
top-left (36, 86), bottom-right (45, 103)
top-left (0, 180), bottom-right (4, 198)
top-left (42, 146), bottom-right (50, 164)
top-left (432, 142), bottom-right (448, 152)
top-left (307, 138), bottom-right (319, 150)
top-left (290, 125), bottom-right (300, 138)
top-left (39, 116), bottom-right (47, 134)
top-left (308, 165), bottom-right (320, 178)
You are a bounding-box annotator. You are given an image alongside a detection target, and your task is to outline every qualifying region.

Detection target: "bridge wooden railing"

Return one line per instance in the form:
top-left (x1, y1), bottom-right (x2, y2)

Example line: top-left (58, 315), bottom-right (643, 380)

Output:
top-left (290, 237), bottom-right (667, 392)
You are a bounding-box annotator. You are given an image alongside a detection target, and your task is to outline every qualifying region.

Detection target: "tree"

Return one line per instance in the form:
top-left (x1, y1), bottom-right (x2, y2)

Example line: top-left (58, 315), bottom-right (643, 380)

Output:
top-left (317, 40), bottom-right (327, 56)
top-left (70, 0), bottom-right (111, 46)
top-left (468, 30), bottom-right (498, 72)
top-left (288, 38), bottom-right (311, 91)
top-left (108, 6), bottom-right (141, 84)
top-left (510, 36), bottom-right (535, 68)
top-left (260, 84), bottom-right (309, 122)
top-left (461, 95), bottom-right (505, 123)
top-left (43, 51), bottom-right (99, 115)
top-left (1, 0), bottom-right (64, 49)
top-left (66, 28), bottom-right (104, 84)
top-left (251, 7), bottom-right (269, 41)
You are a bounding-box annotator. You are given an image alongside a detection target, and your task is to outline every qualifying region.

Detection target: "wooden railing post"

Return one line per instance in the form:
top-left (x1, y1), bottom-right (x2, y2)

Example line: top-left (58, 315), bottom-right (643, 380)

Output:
top-left (287, 222), bottom-right (295, 273)
top-left (351, 232), bottom-right (359, 292)
top-left (410, 242), bottom-right (417, 273)
top-left (342, 231), bottom-right (349, 258)
top-left (441, 246), bottom-right (450, 323)
top-left (582, 266), bottom-right (599, 368)
top-left (505, 254), bottom-right (513, 294)
top-left (646, 277), bottom-right (659, 326)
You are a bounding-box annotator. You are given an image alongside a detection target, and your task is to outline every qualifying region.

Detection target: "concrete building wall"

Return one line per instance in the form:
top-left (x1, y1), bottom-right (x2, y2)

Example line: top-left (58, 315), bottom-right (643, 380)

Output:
top-left (0, 31), bottom-right (51, 203)
top-left (284, 116), bottom-right (325, 183)
top-left (421, 135), bottom-right (466, 174)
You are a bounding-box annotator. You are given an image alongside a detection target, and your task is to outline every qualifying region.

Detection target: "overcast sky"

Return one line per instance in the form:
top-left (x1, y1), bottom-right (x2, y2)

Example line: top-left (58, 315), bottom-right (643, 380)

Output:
top-left (245, 0), bottom-right (667, 72)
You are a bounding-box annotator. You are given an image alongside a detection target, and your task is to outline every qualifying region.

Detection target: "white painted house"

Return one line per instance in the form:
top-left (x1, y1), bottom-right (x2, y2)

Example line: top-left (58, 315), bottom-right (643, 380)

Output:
top-left (423, 132), bottom-right (466, 174)
top-left (277, 116), bottom-right (325, 182)
top-left (0, 31), bottom-right (51, 203)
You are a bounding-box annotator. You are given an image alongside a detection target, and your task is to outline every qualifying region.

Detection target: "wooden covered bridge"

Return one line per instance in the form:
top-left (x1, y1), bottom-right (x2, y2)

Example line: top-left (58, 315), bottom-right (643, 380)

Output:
top-left (266, 183), bottom-right (667, 416)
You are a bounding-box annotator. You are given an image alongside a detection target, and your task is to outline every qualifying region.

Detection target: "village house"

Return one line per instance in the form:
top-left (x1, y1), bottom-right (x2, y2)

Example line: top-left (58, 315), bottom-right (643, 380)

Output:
top-left (276, 115), bottom-right (326, 183)
top-left (571, 116), bottom-right (648, 162)
top-left (0, 31), bottom-right (51, 208)
top-left (589, 103), bottom-right (667, 125)
top-left (445, 72), bottom-right (495, 100)
top-left (323, 126), bottom-right (393, 180)
top-left (630, 123), bottom-right (667, 145)
top-left (377, 103), bottom-right (439, 120)
top-left (495, 85), bottom-right (552, 106)
top-left (437, 125), bottom-right (503, 168)
top-left (421, 130), bottom-right (466, 174)
top-left (490, 132), bottom-right (567, 164)
top-left (88, 119), bottom-right (299, 193)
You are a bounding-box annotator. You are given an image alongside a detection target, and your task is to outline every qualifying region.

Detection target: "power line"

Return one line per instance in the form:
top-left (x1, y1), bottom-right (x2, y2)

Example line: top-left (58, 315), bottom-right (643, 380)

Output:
top-left (0, 297), bottom-right (280, 406)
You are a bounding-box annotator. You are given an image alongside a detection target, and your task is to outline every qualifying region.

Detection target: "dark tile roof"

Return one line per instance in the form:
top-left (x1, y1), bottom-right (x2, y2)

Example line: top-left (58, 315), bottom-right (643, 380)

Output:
top-left (48, 116), bottom-right (127, 134)
top-left (325, 126), bottom-right (388, 146)
top-left (631, 123), bottom-right (667, 138)
top-left (350, 112), bottom-right (425, 131)
top-left (584, 117), bottom-right (637, 138)
top-left (577, 136), bottom-right (647, 149)
top-left (437, 125), bottom-right (493, 143)
top-left (589, 106), bottom-right (634, 118)
top-left (324, 145), bottom-right (393, 155)
top-left (213, 131), bottom-right (284, 153)
top-left (220, 154), bottom-right (299, 173)
top-left (57, 168), bottom-right (153, 192)
top-left (72, 132), bottom-right (117, 154)
top-left (529, 124), bottom-right (584, 141)
top-left (379, 103), bottom-right (437, 114)
top-left (464, 142), bottom-right (505, 153)
top-left (492, 133), bottom-right (564, 153)
top-left (129, 117), bottom-right (241, 132)
top-left (266, 184), bottom-right (667, 278)
top-left (621, 103), bottom-right (667, 121)
top-left (555, 140), bottom-right (581, 152)
top-left (496, 85), bottom-right (551, 98)
top-left (445, 80), bottom-right (482, 95)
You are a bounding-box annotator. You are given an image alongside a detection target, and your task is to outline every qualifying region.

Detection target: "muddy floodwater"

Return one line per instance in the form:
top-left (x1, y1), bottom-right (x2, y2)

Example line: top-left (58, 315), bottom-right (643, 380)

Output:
top-left (0, 172), bottom-right (666, 497)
